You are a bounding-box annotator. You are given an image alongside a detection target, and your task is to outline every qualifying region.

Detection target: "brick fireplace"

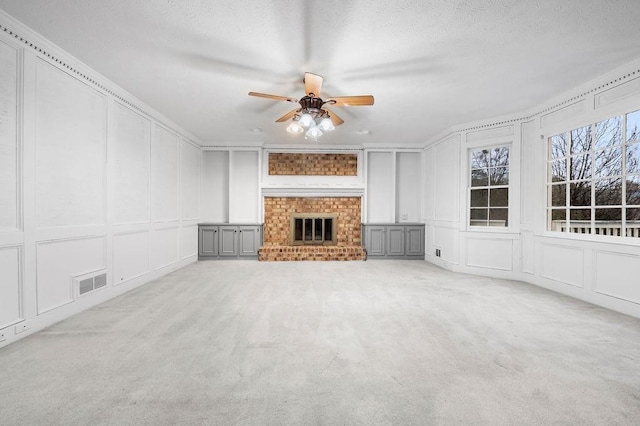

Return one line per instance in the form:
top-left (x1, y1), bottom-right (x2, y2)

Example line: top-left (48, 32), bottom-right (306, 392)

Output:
top-left (259, 196), bottom-right (366, 261)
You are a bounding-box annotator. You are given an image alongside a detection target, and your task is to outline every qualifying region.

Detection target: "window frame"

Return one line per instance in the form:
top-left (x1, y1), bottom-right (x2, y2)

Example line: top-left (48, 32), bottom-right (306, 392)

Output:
top-left (545, 109), bottom-right (640, 240)
top-left (467, 144), bottom-right (511, 230)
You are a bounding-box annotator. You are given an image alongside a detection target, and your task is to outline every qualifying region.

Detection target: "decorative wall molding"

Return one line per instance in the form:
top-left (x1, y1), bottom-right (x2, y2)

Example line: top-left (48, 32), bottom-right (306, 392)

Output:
top-left (0, 13), bottom-right (200, 145)
top-left (428, 63), bottom-right (640, 145)
top-left (594, 76), bottom-right (640, 109)
top-left (540, 99), bottom-right (586, 128)
top-left (592, 250), bottom-right (640, 305)
top-left (261, 188), bottom-right (364, 197)
top-left (466, 125), bottom-right (514, 143)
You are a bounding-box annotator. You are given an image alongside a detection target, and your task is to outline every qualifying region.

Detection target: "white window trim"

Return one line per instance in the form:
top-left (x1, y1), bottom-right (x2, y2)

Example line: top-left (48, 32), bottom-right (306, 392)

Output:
top-left (467, 144), bottom-right (512, 232)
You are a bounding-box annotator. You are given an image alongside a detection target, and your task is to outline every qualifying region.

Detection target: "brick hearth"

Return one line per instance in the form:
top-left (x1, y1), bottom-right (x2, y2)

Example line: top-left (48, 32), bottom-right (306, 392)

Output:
top-left (259, 245), bottom-right (366, 261)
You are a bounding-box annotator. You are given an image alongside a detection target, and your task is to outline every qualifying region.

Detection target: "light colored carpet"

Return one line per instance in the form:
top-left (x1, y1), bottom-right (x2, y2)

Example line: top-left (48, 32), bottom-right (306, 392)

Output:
top-left (1, 260), bottom-right (639, 425)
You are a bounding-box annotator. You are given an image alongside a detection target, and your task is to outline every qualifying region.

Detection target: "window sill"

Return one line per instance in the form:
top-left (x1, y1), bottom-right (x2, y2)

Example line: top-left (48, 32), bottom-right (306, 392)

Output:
top-left (541, 230), bottom-right (640, 247)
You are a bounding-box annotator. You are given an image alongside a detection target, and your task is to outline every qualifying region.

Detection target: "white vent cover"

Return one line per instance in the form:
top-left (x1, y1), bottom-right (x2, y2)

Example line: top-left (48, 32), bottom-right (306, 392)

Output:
top-left (73, 269), bottom-right (108, 297)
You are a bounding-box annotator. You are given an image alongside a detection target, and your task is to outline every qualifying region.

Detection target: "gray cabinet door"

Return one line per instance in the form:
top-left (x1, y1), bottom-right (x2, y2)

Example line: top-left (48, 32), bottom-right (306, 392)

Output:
top-left (199, 226), bottom-right (219, 257)
top-left (365, 226), bottom-right (386, 256)
top-left (405, 226), bottom-right (425, 256)
top-left (239, 226), bottom-right (260, 256)
top-left (387, 226), bottom-right (405, 256)
top-left (219, 226), bottom-right (238, 256)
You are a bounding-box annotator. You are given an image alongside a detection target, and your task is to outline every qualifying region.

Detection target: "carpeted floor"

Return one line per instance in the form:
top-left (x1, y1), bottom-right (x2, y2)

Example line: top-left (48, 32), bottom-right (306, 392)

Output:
top-left (1, 260), bottom-right (639, 425)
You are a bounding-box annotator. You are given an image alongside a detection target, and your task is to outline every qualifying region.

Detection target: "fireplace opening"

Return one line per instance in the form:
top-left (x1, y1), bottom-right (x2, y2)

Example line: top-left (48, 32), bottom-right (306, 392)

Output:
top-left (290, 213), bottom-right (337, 245)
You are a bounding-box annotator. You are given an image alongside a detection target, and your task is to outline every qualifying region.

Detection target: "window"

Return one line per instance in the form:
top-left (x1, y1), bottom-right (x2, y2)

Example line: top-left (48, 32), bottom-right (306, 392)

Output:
top-left (547, 109), bottom-right (640, 237)
top-left (469, 146), bottom-right (510, 227)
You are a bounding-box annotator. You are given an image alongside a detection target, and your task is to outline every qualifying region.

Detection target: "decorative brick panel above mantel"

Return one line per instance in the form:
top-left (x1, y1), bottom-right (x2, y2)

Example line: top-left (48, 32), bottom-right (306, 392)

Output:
top-left (268, 153), bottom-right (358, 176)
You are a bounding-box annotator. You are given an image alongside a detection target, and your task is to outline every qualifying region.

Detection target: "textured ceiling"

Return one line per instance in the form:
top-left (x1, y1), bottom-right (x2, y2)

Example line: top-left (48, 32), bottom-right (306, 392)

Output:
top-left (1, 0), bottom-right (640, 146)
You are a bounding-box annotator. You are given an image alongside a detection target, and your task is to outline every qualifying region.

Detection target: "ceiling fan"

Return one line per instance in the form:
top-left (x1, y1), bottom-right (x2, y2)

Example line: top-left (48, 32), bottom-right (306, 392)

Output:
top-left (248, 72), bottom-right (374, 140)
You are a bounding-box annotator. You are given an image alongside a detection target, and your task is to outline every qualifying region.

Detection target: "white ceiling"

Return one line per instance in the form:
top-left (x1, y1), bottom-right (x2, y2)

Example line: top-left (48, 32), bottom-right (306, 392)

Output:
top-left (1, 0), bottom-right (640, 147)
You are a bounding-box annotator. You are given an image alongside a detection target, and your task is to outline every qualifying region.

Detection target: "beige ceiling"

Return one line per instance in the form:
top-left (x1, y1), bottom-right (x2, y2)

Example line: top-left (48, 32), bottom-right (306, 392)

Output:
top-left (1, 0), bottom-right (640, 147)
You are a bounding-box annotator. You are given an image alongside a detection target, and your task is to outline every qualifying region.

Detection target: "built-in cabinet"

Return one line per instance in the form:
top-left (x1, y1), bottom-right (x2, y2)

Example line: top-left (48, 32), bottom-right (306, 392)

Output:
top-left (198, 224), bottom-right (262, 259)
top-left (362, 224), bottom-right (425, 259)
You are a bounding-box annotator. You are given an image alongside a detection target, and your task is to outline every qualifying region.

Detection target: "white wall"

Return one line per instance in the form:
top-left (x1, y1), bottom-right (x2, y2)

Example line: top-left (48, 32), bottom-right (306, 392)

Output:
top-left (365, 150), bottom-right (422, 223)
top-left (229, 150), bottom-right (260, 223)
top-left (201, 149), bottom-right (261, 223)
top-left (366, 151), bottom-right (394, 222)
top-left (425, 58), bottom-right (640, 318)
top-left (0, 16), bottom-right (201, 347)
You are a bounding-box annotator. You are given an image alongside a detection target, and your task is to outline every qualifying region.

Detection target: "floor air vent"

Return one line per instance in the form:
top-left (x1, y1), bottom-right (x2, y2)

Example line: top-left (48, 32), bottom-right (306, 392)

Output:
top-left (74, 270), bottom-right (108, 297)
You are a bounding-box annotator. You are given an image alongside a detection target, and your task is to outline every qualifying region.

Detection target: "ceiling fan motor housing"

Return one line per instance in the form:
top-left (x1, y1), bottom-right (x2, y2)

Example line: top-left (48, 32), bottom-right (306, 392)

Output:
top-left (299, 95), bottom-right (325, 111)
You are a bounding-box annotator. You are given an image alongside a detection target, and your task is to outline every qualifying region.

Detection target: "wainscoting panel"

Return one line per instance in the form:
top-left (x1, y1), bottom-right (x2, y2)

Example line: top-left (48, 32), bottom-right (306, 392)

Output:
top-left (466, 125), bottom-right (514, 143)
top-left (594, 76), bottom-right (640, 109)
top-left (151, 226), bottom-right (179, 270)
top-left (181, 225), bottom-right (198, 260)
top-left (0, 246), bottom-right (21, 328)
top-left (151, 125), bottom-right (179, 222)
top-left (520, 231), bottom-right (534, 275)
top-left (35, 59), bottom-right (107, 228)
top-left (36, 236), bottom-right (106, 314)
top-left (434, 135), bottom-right (460, 222)
top-left (112, 102), bottom-right (151, 225)
top-left (180, 140), bottom-right (200, 220)
top-left (0, 39), bottom-right (19, 231)
top-left (432, 225), bottom-right (459, 265)
top-left (593, 250), bottom-right (640, 305)
top-left (465, 237), bottom-right (513, 271)
top-left (538, 242), bottom-right (584, 288)
top-left (540, 100), bottom-right (585, 128)
top-left (113, 231), bottom-right (149, 285)
top-left (520, 120), bottom-right (536, 225)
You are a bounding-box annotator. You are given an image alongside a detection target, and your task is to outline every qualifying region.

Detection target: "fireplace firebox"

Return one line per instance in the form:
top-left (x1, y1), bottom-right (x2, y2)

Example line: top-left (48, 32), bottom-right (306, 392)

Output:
top-left (290, 213), bottom-right (337, 245)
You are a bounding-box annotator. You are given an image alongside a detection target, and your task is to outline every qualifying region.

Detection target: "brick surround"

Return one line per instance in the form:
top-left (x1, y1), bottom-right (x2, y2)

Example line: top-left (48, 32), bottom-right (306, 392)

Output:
top-left (268, 153), bottom-right (358, 176)
top-left (260, 196), bottom-right (366, 261)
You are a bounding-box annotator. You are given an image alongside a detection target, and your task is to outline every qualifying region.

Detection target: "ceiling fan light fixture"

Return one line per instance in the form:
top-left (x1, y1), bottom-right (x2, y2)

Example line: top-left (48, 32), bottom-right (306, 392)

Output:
top-left (286, 121), bottom-right (304, 133)
top-left (305, 125), bottom-right (323, 140)
top-left (318, 117), bottom-right (335, 131)
top-left (299, 112), bottom-right (314, 127)
top-left (248, 72), bottom-right (374, 141)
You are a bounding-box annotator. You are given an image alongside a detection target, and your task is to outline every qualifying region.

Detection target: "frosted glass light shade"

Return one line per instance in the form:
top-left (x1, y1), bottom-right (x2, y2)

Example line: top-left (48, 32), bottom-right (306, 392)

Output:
top-left (298, 113), bottom-right (314, 127)
top-left (318, 117), bottom-right (335, 131)
top-left (286, 121), bottom-right (304, 133)
top-left (305, 125), bottom-right (323, 139)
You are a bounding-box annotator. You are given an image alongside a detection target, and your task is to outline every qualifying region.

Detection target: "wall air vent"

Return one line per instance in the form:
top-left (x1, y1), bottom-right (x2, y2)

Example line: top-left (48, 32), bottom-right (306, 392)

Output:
top-left (73, 269), bottom-right (108, 297)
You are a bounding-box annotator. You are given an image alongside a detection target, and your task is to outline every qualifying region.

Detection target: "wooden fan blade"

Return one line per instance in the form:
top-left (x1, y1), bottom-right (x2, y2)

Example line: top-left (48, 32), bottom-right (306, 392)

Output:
top-left (304, 72), bottom-right (323, 96)
top-left (325, 95), bottom-right (374, 106)
top-left (275, 109), bottom-right (299, 122)
top-left (248, 92), bottom-right (297, 103)
top-left (323, 108), bottom-right (344, 126)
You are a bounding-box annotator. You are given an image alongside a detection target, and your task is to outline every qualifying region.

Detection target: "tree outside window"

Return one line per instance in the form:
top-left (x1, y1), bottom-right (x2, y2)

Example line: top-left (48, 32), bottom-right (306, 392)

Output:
top-left (547, 109), bottom-right (640, 237)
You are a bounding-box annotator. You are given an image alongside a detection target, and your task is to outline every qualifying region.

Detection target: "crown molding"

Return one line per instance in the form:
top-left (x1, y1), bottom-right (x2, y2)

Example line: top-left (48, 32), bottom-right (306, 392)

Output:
top-left (0, 9), bottom-right (201, 145)
top-left (423, 57), bottom-right (640, 148)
